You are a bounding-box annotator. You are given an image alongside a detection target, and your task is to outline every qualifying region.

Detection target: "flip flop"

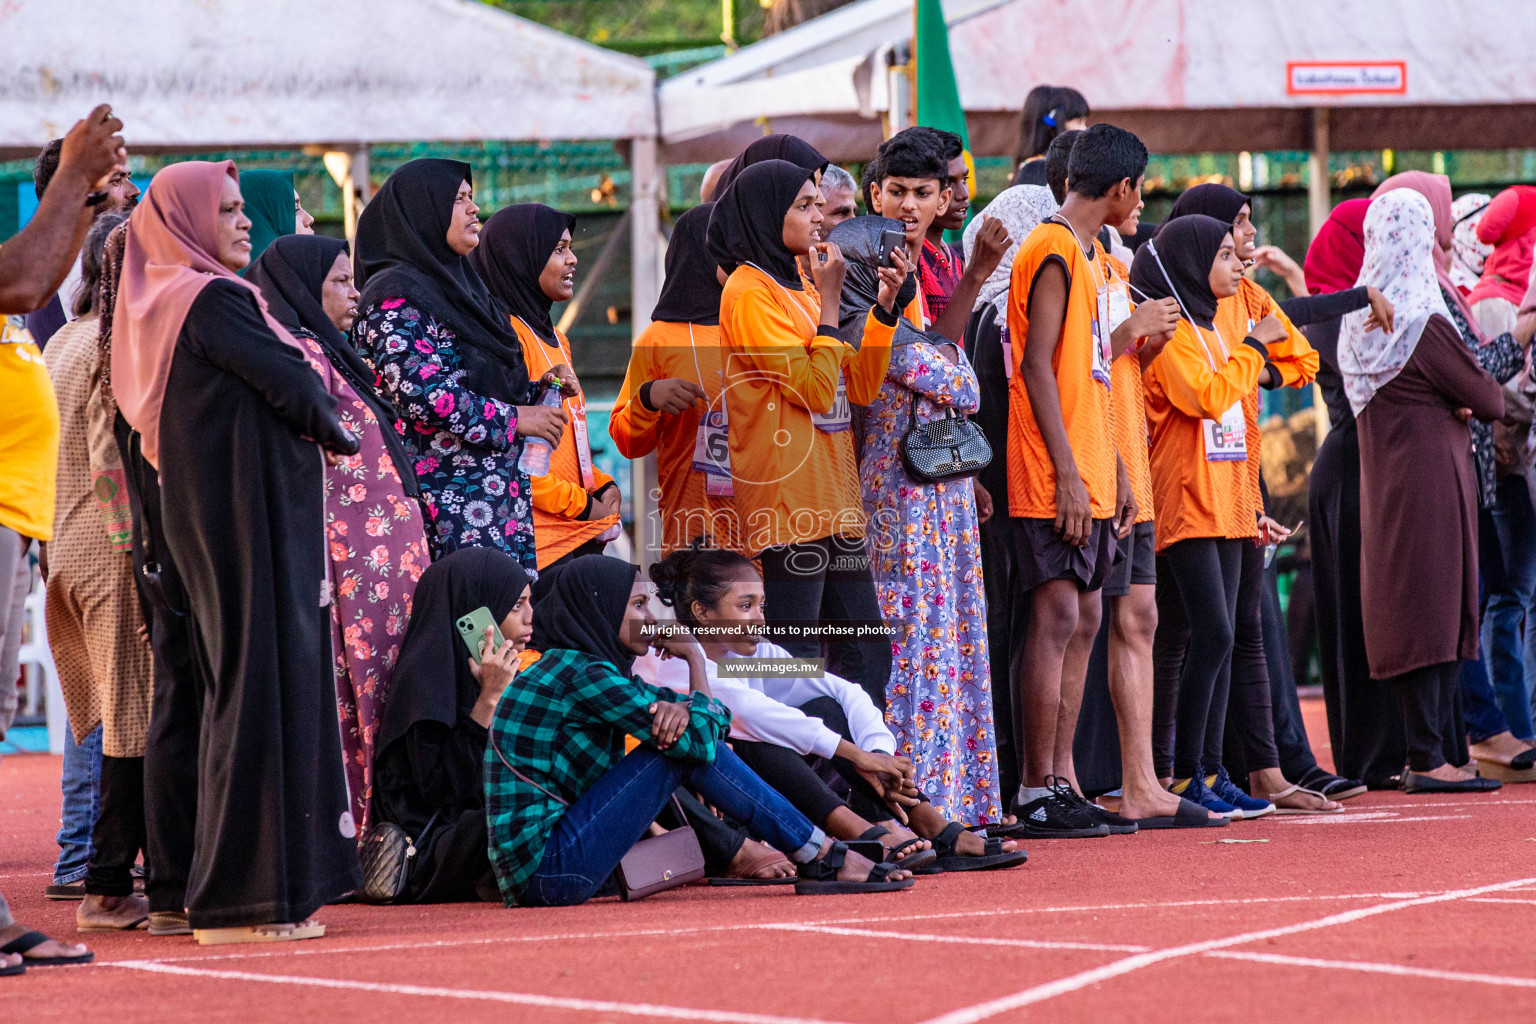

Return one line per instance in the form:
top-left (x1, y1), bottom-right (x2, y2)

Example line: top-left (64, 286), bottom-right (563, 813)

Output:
top-left (794, 841), bottom-right (915, 896)
top-left (923, 822), bottom-right (1029, 873)
top-left (1476, 748), bottom-right (1536, 784)
top-left (0, 956), bottom-right (24, 977)
top-left (1267, 784), bottom-right (1346, 814)
top-left (1131, 797), bottom-right (1231, 830)
top-left (0, 930), bottom-right (94, 966)
top-left (708, 841), bottom-right (797, 886)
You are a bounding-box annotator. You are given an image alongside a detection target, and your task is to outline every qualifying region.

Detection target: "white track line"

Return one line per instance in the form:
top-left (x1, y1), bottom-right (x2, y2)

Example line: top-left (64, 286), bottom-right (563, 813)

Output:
top-left (104, 961), bottom-right (853, 1024)
top-left (1274, 814), bottom-right (1472, 826)
top-left (119, 891), bottom-right (1449, 966)
top-left (1205, 950), bottom-right (1536, 989)
top-left (912, 875), bottom-right (1536, 1024)
top-left (1466, 897), bottom-right (1536, 905)
top-left (755, 923), bottom-right (1148, 953)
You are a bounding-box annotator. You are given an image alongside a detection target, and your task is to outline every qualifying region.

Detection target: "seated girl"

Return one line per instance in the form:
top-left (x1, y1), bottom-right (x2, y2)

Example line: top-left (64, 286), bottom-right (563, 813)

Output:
top-left (484, 554), bottom-right (913, 905)
top-left (373, 548), bottom-right (536, 903)
top-left (644, 545), bottom-right (1028, 872)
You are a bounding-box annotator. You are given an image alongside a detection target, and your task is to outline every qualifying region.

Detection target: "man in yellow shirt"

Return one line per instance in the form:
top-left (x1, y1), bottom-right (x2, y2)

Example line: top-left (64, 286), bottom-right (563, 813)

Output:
top-left (0, 101), bottom-right (125, 977)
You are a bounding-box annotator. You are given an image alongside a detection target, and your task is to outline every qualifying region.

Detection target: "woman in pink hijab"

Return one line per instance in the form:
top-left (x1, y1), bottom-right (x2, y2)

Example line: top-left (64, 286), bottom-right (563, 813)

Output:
top-left (111, 161), bottom-right (361, 944)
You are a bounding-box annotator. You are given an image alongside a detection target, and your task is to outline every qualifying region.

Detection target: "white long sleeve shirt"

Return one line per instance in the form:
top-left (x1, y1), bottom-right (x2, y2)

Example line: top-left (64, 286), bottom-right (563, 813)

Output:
top-left (633, 641), bottom-right (895, 758)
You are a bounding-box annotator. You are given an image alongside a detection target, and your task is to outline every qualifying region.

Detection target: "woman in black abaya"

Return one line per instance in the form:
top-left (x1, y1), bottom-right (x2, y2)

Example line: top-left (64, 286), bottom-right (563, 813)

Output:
top-left (112, 161), bottom-right (361, 943)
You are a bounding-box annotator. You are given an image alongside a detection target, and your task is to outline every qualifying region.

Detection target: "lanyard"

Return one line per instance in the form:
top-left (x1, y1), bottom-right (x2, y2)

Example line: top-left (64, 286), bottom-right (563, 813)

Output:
top-left (520, 319), bottom-right (596, 489)
top-left (745, 262), bottom-right (819, 337)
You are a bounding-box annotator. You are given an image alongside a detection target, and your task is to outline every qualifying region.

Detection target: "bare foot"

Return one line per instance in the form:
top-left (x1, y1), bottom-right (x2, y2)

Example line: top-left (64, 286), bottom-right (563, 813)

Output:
top-left (1, 952), bottom-right (20, 972)
top-left (1418, 763), bottom-right (1476, 782)
top-left (816, 839), bottom-right (912, 884)
top-left (1251, 768), bottom-right (1342, 812)
top-left (951, 829), bottom-right (1021, 856)
top-left (1117, 783), bottom-right (1214, 821)
top-left (1469, 732), bottom-right (1533, 766)
top-left (879, 822), bottom-right (931, 857)
top-left (0, 922), bottom-right (89, 963)
top-left (726, 839), bottom-right (794, 879)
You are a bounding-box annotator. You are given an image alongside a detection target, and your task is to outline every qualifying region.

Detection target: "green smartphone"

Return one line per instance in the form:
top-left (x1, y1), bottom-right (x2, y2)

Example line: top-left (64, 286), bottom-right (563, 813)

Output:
top-left (456, 606), bottom-right (505, 664)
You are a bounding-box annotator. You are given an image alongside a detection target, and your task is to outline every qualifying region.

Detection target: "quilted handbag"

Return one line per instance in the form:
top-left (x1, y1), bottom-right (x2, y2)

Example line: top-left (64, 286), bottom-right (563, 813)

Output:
top-left (357, 815), bottom-right (436, 905)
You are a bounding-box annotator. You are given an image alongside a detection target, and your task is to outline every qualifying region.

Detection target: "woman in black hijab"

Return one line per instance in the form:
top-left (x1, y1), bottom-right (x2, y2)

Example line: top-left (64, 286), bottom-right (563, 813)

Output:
top-left (352, 159), bottom-right (568, 570)
top-left (373, 548), bottom-right (532, 902)
top-left (485, 555), bottom-right (910, 905)
top-left (712, 133), bottom-right (829, 200)
top-left (610, 203), bottom-right (744, 552)
top-left (248, 234), bottom-right (434, 836)
top-left (473, 204), bottom-right (620, 570)
top-left (708, 161), bottom-right (906, 709)
top-left (1131, 215), bottom-right (1288, 814)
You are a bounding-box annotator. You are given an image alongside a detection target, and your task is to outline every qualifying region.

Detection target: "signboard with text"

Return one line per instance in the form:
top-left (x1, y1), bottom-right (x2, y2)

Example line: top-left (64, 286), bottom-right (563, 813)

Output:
top-left (1286, 61), bottom-right (1408, 96)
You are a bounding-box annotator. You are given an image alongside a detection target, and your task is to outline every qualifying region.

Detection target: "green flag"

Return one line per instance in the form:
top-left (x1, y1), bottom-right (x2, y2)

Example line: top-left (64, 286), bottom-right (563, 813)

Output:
top-left (912, 0), bottom-right (973, 236)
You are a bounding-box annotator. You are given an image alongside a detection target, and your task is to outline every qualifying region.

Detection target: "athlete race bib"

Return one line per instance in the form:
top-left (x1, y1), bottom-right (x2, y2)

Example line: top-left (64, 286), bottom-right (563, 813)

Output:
top-left (691, 406), bottom-right (734, 496)
top-left (811, 373), bottom-right (852, 433)
top-left (1202, 401), bottom-right (1248, 461)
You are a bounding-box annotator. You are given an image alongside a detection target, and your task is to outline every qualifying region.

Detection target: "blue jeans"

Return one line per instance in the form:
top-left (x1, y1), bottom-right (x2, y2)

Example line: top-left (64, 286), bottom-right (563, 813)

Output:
top-left (521, 745), bottom-right (825, 907)
top-left (1482, 476), bottom-right (1536, 739)
top-left (53, 721), bottom-right (103, 885)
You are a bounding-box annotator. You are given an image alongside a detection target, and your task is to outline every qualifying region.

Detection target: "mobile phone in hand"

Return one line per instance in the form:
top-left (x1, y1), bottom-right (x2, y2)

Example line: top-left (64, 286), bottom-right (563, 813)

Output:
top-left (456, 606), bottom-right (505, 663)
top-left (879, 228), bottom-right (906, 268)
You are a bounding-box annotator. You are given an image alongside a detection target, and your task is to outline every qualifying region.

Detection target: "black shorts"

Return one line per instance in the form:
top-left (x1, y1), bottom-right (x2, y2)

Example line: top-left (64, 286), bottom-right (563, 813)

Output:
top-left (1103, 519), bottom-right (1158, 598)
top-left (1008, 516), bottom-right (1117, 593)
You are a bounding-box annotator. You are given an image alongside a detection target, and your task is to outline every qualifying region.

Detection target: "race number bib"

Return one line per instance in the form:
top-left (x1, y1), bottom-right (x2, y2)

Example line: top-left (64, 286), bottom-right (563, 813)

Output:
top-left (1090, 284), bottom-right (1113, 387)
top-left (811, 373), bottom-right (852, 433)
top-left (1107, 286), bottom-right (1132, 333)
top-left (691, 407), bottom-right (734, 496)
top-left (1202, 401), bottom-right (1248, 461)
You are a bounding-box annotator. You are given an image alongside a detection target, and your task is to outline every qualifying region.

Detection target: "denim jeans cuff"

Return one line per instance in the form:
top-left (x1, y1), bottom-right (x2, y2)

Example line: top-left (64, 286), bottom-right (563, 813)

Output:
top-left (52, 867), bottom-right (89, 886)
top-left (788, 826), bottom-right (826, 864)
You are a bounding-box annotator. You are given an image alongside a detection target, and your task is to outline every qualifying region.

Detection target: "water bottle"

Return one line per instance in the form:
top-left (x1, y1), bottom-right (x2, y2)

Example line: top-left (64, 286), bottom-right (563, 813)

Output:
top-left (517, 384), bottom-right (562, 476)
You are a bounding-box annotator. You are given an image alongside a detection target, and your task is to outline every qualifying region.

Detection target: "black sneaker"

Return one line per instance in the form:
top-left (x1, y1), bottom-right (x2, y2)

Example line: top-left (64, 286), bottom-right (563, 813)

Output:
top-left (1012, 776), bottom-right (1111, 838)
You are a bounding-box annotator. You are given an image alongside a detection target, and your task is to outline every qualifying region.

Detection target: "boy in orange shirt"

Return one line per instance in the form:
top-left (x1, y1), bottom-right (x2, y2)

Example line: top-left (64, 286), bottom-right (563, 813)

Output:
top-left (1006, 124), bottom-right (1149, 837)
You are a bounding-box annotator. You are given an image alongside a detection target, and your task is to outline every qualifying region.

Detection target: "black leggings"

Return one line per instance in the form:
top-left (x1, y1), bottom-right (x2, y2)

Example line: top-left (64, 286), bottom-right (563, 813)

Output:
top-left (1389, 661), bottom-right (1467, 773)
top-left (1153, 538), bottom-right (1244, 780)
top-left (731, 696), bottom-right (910, 827)
top-left (1227, 541), bottom-right (1280, 772)
top-left (86, 755), bottom-right (145, 897)
top-left (760, 535), bottom-right (892, 710)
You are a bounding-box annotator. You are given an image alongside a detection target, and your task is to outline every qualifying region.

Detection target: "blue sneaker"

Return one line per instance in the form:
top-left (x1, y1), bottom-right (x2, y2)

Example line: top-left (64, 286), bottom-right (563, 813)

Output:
top-left (1171, 775), bottom-right (1239, 817)
top-left (1206, 767), bottom-right (1275, 819)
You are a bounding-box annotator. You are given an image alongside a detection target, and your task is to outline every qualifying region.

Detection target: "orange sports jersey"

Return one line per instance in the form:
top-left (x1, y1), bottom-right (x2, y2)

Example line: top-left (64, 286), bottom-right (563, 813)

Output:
top-left (610, 319), bottom-right (743, 554)
top-left (1101, 251), bottom-right (1154, 524)
top-left (1216, 279), bottom-right (1318, 531)
top-left (1005, 221), bottom-right (1117, 520)
top-left (512, 318), bottom-right (619, 569)
top-left (718, 264), bottom-right (895, 554)
top-left (1142, 317), bottom-right (1268, 551)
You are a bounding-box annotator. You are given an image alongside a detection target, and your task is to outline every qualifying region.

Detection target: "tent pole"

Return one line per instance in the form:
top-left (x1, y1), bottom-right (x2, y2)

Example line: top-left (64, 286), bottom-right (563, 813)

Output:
top-left (630, 135), bottom-right (663, 572)
top-left (1308, 108), bottom-right (1331, 447)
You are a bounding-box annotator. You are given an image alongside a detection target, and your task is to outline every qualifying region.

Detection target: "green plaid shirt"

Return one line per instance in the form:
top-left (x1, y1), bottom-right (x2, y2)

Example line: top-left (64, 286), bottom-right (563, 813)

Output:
top-left (484, 648), bottom-right (732, 904)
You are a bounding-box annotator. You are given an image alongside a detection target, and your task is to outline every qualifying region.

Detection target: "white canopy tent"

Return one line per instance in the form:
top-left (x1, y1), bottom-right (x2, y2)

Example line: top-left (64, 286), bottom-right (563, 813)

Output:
top-left (661, 0), bottom-right (1536, 229)
top-left (2, 0), bottom-right (670, 563)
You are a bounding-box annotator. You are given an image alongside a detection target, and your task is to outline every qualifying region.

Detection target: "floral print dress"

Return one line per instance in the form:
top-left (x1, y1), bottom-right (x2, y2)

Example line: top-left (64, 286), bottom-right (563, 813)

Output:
top-left (859, 336), bottom-right (1003, 825)
top-left (296, 330), bottom-right (431, 835)
top-left (356, 299), bottom-right (538, 571)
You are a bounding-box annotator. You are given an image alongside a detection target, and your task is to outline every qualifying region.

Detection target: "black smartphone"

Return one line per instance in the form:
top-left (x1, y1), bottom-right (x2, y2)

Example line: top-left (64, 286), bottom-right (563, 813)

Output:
top-left (879, 228), bottom-right (906, 268)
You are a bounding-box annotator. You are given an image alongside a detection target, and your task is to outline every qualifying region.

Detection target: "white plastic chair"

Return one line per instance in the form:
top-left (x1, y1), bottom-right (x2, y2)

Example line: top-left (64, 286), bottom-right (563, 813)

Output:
top-left (17, 572), bottom-right (65, 754)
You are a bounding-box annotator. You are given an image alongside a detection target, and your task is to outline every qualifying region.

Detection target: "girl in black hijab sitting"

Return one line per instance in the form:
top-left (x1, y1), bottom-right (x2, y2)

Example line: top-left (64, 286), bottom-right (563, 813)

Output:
top-left (353, 159), bottom-right (573, 571)
top-left (471, 205), bottom-right (621, 571)
top-left (373, 548), bottom-right (534, 903)
top-left (484, 555), bottom-right (913, 905)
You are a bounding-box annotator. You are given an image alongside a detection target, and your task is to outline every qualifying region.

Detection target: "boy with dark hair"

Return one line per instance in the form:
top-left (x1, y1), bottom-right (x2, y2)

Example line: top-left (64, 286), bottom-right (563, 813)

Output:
top-left (1044, 129), bottom-right (1082, 206)
top-left (1005, 122), bottom-right (1157, 836)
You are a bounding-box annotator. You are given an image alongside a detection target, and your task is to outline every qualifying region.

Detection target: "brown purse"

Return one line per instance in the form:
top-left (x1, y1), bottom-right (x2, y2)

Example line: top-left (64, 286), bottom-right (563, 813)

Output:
top-left (488, 729), bottom-right (705, 901)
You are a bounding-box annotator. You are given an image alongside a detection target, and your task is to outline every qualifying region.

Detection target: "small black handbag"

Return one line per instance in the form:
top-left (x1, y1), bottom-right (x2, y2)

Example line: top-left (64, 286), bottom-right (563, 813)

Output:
top-left (899, 393), bottom-right (992, 483)
top-left (357, 813), bottom-right (437, 904)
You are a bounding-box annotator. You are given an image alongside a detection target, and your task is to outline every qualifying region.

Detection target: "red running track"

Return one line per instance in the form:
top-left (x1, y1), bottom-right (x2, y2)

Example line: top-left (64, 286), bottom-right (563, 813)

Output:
top-left (3, 700), bottom-right (1534, 1024)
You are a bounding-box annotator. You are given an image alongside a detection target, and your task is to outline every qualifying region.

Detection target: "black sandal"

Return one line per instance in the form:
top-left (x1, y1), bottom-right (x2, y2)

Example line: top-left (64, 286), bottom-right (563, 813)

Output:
top-left (0, 930), bottom-right (93, 966)
top-left (924, 822), bottom-right (1029, 873)
top-left (794, 841), bottom-right (915, 895)
top-left (855, 827), bottom-right (938, 872)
